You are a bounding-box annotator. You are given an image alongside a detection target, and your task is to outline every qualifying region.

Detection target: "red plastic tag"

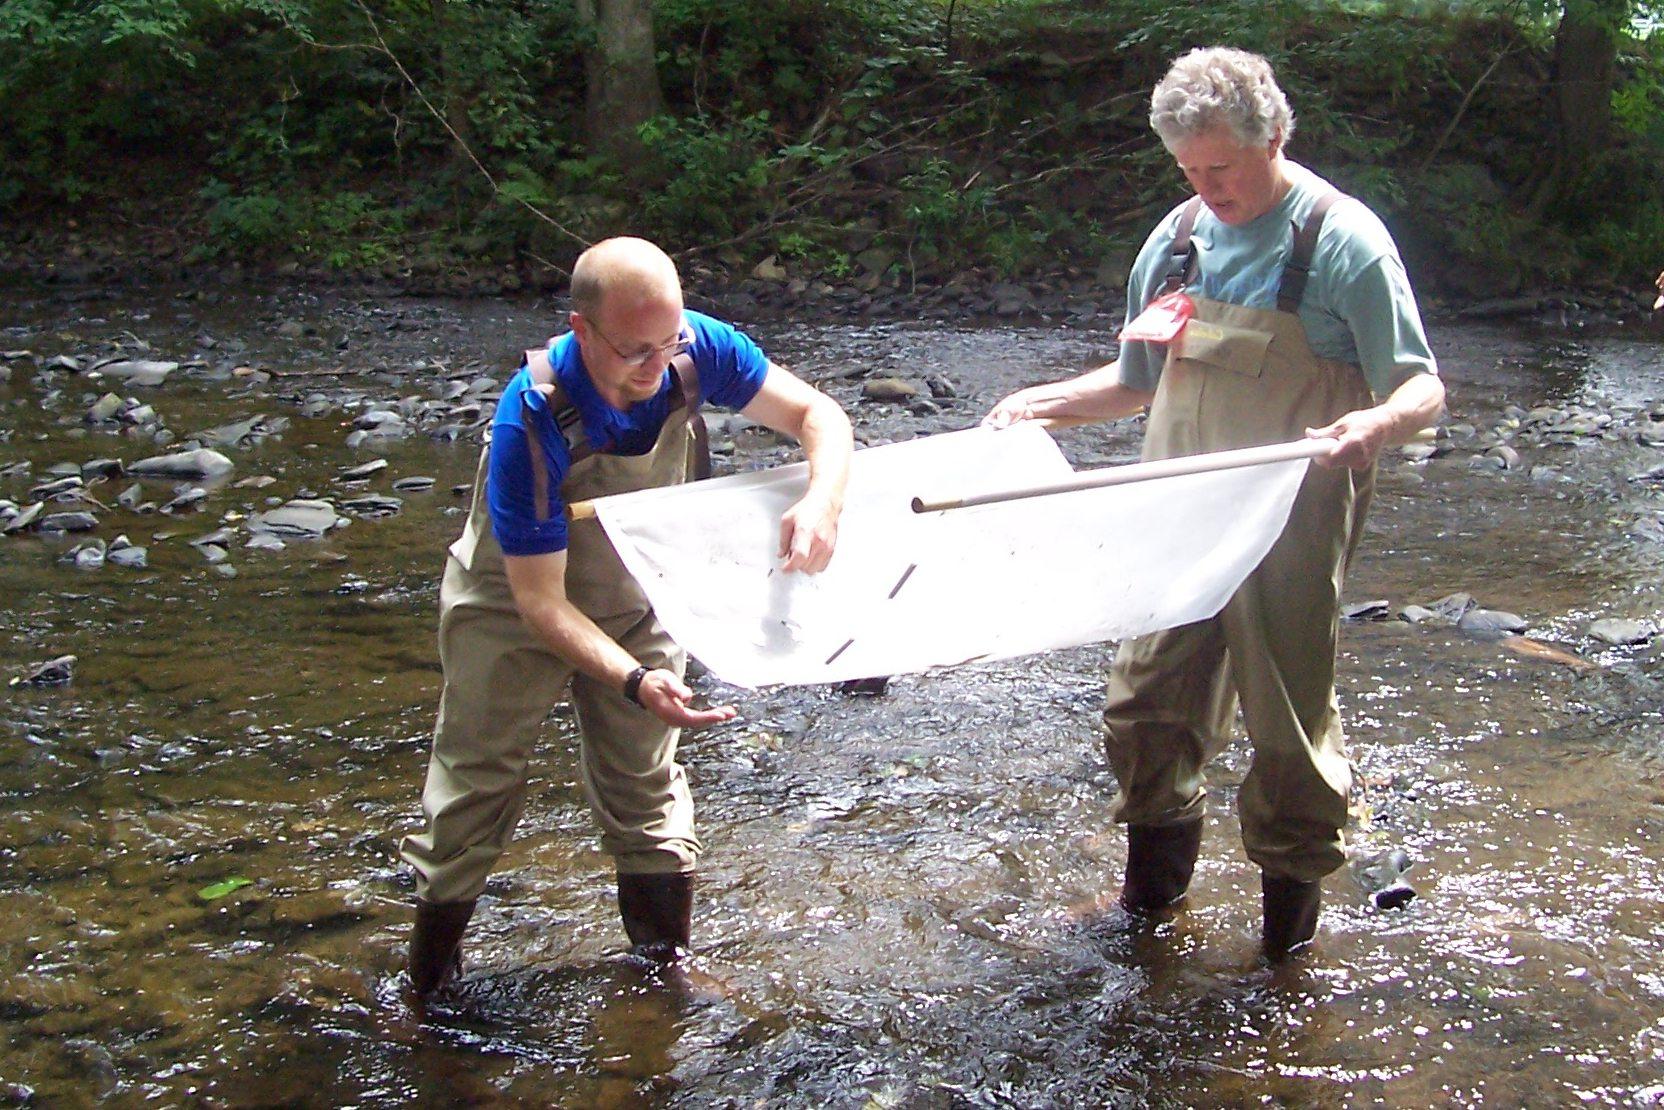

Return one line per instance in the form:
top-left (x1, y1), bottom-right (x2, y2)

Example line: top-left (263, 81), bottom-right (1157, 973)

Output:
top-left (1120, 291), bottom-right (1194, 344)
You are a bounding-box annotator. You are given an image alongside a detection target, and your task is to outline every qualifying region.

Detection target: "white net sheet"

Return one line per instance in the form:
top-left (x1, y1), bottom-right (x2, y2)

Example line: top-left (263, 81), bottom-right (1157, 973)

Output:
top-left (593, 425), bottom-right (1309, 688)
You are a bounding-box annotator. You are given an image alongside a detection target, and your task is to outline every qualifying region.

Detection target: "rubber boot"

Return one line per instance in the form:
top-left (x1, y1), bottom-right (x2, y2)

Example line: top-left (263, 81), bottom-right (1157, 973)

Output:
top-left (408, 898), bottom-right (475, 1000)
top-left (1118, 819), bottom-right (1203, 915)
top-left (1262, 873), bottom-right (1322, 958)
top-left (617, 872), bottom-right (693, 962)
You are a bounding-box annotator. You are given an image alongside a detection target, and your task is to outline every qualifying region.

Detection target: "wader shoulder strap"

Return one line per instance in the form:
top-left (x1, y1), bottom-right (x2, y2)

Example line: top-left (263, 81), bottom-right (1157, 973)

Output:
top-left (1157, 196), bottom-right (1206, 298)
top-left (515, 344), bottom-right (569, 522)
top-left (1276, 190), bottom-right (1343, 314)
top-left (671, 352), bottom-right (713, 482)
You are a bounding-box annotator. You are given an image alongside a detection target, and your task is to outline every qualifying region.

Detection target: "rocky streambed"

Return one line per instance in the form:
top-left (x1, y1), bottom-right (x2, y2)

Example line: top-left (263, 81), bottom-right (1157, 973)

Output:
top-left (2, 282), bottom-right (1664, 1105)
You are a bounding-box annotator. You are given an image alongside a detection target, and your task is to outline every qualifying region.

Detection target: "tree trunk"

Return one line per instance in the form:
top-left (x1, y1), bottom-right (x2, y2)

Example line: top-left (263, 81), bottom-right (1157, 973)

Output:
top-left (1527, 0), bottom-right (1625, 217)
top-left (1554, 0), bottom-right (1620, 163)
top-left (575, 0), bottom-right (664, 166)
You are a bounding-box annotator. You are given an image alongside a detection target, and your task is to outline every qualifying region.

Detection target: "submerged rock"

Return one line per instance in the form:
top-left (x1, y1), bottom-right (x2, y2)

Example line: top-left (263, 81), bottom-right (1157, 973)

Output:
top-left (159, 488), bottom-right (208, 514)
top-left (1352, 847), bottom-right (1417, 910)
top-left (246, 499), bottom-right (342, 539)
top-left (197, 415), bottom-right (267, 449)
top-left (339, 494), bottom-right (402, 518)
top-left (11, 655), bottom-right (76, 687)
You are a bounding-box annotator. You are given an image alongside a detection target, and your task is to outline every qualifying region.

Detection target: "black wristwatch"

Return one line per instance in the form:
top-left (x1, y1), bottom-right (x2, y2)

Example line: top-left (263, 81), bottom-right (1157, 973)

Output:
top-left (622, 665), bottom-right (651, 706)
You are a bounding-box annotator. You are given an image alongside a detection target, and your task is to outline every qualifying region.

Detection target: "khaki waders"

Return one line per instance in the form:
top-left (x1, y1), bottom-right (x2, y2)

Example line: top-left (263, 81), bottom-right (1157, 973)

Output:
top-left (1105, 195), bottom-right (1376, 886)
top-left (400, 375), bottom-right (707, 909)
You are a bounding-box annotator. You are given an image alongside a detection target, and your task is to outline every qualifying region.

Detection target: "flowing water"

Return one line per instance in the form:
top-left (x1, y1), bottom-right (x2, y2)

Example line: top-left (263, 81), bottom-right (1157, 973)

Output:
top-left (2, 284), bottom-right (1663, 1107)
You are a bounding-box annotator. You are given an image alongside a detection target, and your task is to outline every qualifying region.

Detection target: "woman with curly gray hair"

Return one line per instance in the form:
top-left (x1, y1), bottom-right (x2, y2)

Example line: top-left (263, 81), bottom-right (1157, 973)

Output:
top-left (986, 47), bottom-right (1444, 960)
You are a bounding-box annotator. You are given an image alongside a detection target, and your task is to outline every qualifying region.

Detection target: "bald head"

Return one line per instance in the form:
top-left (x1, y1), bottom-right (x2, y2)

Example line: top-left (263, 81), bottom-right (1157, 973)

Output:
top-left (570, 237), bottom-right (682, 319)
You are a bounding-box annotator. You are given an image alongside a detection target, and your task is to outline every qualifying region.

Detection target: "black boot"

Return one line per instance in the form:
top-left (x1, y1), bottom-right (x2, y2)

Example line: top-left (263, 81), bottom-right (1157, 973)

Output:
top-left (1262, 873), bottom-right (1321, 959)
top-left (617, 872), bottom-right (693, 962)
top-left (1119, 819), bottom-right (1203, 914)
top-left (408, 898), bottom-right (475, 1000)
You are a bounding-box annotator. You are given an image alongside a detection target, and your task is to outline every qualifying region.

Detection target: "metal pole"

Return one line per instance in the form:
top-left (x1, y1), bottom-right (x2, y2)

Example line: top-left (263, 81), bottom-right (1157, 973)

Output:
top-left (910, 437), bottom-right (1338, 513)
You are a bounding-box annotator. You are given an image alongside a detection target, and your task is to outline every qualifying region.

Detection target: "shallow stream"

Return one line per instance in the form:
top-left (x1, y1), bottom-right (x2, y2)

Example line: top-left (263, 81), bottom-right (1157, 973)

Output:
top-left (2, 285), bottom-right (1663, 1106)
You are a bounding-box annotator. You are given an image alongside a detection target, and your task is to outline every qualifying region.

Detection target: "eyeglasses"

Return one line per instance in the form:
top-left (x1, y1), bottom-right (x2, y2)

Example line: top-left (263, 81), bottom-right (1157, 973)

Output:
top-left (586, 318), bottom-right (694, 368)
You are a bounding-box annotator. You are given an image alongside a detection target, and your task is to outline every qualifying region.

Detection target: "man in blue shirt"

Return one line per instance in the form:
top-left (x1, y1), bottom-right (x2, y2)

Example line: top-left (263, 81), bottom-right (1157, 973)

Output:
top-left (400, 237), bottom-right (852, 1005)
top-left (986, 49), bottom-right (1444, 958)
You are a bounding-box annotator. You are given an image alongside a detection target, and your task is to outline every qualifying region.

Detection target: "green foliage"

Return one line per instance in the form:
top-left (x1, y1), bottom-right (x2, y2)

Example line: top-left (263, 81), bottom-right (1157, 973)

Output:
top-left (635, 112), bottom-right (777, 241)
top-left (199, 179), bottom-right (405, 268)
top-left (2, 0), bottom-right (1663, 289)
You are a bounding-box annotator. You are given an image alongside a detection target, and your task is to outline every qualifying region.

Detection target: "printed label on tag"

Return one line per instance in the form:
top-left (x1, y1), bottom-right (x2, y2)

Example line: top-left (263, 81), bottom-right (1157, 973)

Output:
top-left (1120, 291), bottom-right (1194, 344)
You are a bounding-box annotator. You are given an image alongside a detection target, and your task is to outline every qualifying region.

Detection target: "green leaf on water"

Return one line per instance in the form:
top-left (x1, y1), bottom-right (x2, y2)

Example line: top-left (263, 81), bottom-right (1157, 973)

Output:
top-left (198, 877), bottom-right (253, 901)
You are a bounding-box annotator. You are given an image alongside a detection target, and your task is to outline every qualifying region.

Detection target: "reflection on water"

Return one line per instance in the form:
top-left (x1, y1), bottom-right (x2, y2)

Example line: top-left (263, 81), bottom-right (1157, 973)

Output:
top-left (2, 287), bottom-right (1664, 1105)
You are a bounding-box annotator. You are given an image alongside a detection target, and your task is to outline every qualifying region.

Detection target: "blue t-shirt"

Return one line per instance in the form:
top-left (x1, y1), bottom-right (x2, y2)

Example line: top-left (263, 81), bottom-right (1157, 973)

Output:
top-left (1118, 162), bottom-right (1437, 397)
top-left (488, 309), bottom-right (771, 556)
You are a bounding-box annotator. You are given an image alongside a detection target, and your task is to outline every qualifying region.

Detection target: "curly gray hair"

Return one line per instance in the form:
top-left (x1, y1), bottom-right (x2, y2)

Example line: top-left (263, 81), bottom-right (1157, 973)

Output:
top-left (1149, 47), bottom-right (1296, 149)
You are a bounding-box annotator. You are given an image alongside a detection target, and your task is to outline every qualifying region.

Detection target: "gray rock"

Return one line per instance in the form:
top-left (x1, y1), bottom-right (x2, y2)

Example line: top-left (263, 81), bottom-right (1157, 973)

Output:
top-left (861, 377), bottom-right (921, 402)
top-left (81, 458), bottom-right (123, 479)
top-left (39, 511), bottom-right (99, 533)
top-left (122, 404), bottom-right (157, 426)
top-left (198, 416), bottom-right (266, 449)
top-left (299, 396), bottom-right (333, 419)
top-left (1484, 444), bottom-right (1521, 470)
top-left (1426, 592), bottom-right (1476, 622)
top-left (924, 374), bottom-right (958, 400)
top-left (1588, 618), bottom-right (1650, 646)
top-left (353, 409), bottom-right (406, 430)
top-left (338, 459), bottom-right (389, 481)
top-left (1399, 604), bottom-right (1438, 623)
top-left (197, 543), bottom-right (228, 564)
top-left (1352, 848), bottom-right (1417, 909)
top-left (1400, 443), bottom-right (1440, 463)
top-left (1341, 599), bottom-right (1391, 621)
top-left (392, 476), bottom-right (436, 492)
top-left (30, 476), bottom-right (83, 500)
top-left (247, 499), bottom-right (341, 538)
top-left (991, 283), bottom-right (1037, 315)
top-left (107, 542), bottom-right (148, 568)
top-left (73, 540), bottom-right (107, 570)
top-left (1457, 608), bottom-right (1528, 637)
top-left (2, 503), bottom-right (44, 533)
top-left (86, 393), bottom-right (125, 423)
top-left (128, 449), bottom-right (234, 479)
top-left (92, 359), bottom-right (179, 386)
top-left (159, 488), bottom-right (208, 514)
top-left (11, 655), bottom-right (76, 687)
top-left (117, 484), bottom-right (144, 510)
top-left (190, 528), bottom-right (237, 548)
top-left (245, 532), bottom-right (286, 552)
top-left (340, 494), bottom-right (403, 518)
